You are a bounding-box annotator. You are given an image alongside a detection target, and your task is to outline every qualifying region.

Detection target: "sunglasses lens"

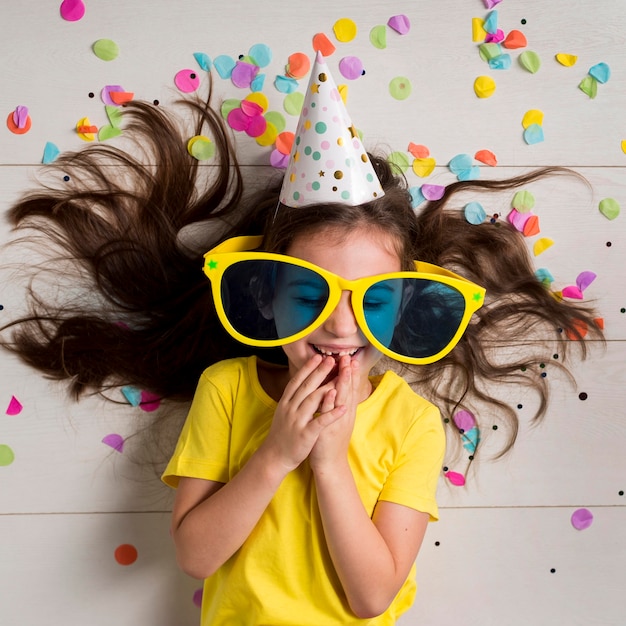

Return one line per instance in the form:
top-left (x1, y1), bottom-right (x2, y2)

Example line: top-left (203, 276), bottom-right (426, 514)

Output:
top-left (221, 260), bottom-right (330, 342)
top-left (364, 278), bottom-right (466, 360)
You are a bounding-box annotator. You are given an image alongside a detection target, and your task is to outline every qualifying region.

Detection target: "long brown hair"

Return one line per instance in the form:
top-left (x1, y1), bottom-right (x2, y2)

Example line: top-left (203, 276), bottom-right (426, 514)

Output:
top-left (0, 90), bottom-right (603, 460)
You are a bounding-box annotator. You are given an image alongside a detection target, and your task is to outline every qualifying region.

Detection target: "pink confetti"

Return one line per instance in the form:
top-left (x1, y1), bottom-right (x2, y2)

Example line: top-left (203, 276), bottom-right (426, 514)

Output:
top-left (507, 208), bottom-right (532, 232)
top-left (101, 85), bottom-right (125, 106)
top-left (270, 149), bottom-right (290, 168)
top-left (240, 100), bottom-right (263, 117)
top-left (561, 286), bottom-right (584, 300)
top-left (387, 14), bottom-right (410, 35)
top-left (338, 56), bottom-right (364, 80)
top-left (231, 61), bottom-right (259, 89)
top-left (576, 271), bottom-right (597, 292)
top-left (174, 69), bottom-right (200, 93)
top-left (444, 470), bottom-right (466, 486)
top-left (483, 0), bottom-right (503, 8)
top-left (102, 433), bottom-right (124, 452)
top-left (12, 106), bottom-right (29, 129)
top-left (227, 108), bottom-right (251, 132)
top-left (453, 410), bottom-right (476, 432)
top-left (571, 508), bottom-right (593, 530)
top-left (139, 390), bottom-right (161, 412)
top-left (485, 29), bottom-right (505, 44)
top-left (245, 114), bottom-right (267, 138)
top-left (6, 396), bottom-right (23, 416)
top-left (421, 184), bottom-right (446, 201)
top-left (60, 0), bottom-right (85, 21)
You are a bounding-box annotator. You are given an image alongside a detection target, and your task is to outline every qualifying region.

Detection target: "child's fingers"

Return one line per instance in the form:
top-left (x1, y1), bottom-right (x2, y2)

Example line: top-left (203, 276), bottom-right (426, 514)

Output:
top-left (318, 388), bottom-right (337, 415)
top-left (283, 355), bottom-right (335, 406)
top-left (333, 355), bottom-right (352, 407)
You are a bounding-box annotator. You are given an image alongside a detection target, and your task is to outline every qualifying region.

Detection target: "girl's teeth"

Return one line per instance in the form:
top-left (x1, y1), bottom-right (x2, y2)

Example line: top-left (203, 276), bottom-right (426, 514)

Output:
top-left (316, 347), bottom-right (358, 357)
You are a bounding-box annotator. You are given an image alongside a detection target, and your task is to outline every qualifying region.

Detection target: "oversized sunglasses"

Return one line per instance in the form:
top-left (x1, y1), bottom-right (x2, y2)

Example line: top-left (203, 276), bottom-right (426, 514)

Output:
top-left (203, 236), bottom-right (485, 364)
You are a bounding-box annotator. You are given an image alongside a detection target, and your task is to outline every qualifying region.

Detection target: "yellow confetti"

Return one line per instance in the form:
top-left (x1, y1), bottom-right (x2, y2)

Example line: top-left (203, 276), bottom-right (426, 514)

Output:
top-left (338, 84), bottom-right (348, 105)
top-left (555, 53), bottom-right (578, 67)
top-left (244, 92), bottom-right (269, 113)
top-left (412, 157), bottom-right (436, 178)
top-left (187, 135), bottom-right (215, 160)
top-left (533, 237), bottom-right (554, 256)
top-left (474, 76), bottom-right (496, 98)
top-left (621, 140), bottom-right (626, 154)
top-left (472, 17), bottom-right (487, 42)
top-left (522, 109), bottom-right (544, 129)
top-left (255, 121), bottom-right (278, 147)
top-left (333, 18), bottom-right (357, 43)
top-left (76, 117), bottom-right (96, 142)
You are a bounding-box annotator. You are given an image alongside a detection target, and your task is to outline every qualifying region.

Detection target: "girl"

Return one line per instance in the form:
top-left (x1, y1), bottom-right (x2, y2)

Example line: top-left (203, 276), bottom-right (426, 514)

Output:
top-left (0, 55), bottom-right (602, 623)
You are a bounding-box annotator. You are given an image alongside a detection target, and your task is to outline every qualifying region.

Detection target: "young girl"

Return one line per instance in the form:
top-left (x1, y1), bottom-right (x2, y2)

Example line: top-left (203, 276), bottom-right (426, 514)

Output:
top-left (1, 55), bottom-right (601, 623)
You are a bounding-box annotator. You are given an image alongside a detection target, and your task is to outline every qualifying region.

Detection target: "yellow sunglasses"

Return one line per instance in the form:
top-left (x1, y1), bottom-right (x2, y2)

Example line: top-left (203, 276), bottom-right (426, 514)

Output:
top-left (203, 236), bottom-right (485, 365)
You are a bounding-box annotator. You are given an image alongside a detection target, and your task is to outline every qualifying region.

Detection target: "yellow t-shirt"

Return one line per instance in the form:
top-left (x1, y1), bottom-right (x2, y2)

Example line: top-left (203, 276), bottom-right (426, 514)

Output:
top-left (162, 356), bottom-right (445, 625)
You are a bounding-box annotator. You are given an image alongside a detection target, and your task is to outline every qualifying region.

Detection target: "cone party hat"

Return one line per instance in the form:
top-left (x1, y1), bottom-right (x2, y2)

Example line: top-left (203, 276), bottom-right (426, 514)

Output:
top-left (279, 52), bottom-right (384, 208)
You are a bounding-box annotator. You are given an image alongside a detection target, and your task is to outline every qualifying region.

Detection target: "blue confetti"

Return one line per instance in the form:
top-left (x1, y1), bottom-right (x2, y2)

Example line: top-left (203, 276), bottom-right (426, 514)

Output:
top-left (464, 201), bottom-right (486, 225)
top-left (42, 142), bottom-right (60, 164)
top-left (193, 52), bottom-right (212, 72)
top-left (214, 55), bottom-right (236, 79)
top-left (248, 43), bottom-right (272, 68)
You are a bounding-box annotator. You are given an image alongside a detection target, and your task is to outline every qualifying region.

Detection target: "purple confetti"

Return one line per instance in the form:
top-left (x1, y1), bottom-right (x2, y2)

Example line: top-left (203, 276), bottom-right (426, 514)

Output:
top-left (571, 508), bottom-right (593, 530)
top-left (387, 14), bottom-right (410, 35)
top-left (102, 433), bottom-right (124, 453)
top-left (421, 184), bottom-right (446, 201)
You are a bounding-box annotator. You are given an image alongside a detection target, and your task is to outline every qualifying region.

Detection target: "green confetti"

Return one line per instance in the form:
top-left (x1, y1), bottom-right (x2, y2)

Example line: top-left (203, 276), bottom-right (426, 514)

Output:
top-left (283, 92), bottom-right (304, 116)
top-left (105, 105), bottom-right (123, 128)
top-left (512, 190), bottom-right (535, 212)
top-left (388, 151), bottom-right (410, 173)
top-left (93, 39), bottom-right (119, 61)
top-left (519, 51), bottom-right (541, 73)
top-left (369, 25), bottom-right (387, 49)
top-left (478, 43), bottom-right (502, 62)
top-left (599, 197), bottom-right (620, 220)
top-left (0, 444), bottom-right (15, 466)
top-left (579, 75), bottom-right (598, 99)
top-left (389, 76), bottom-right (412, 101)
top-left (264, 111), bottom-right (286, 134)
top-left (98, 125), bottom-right (122, 141)
top-left (220, 99), bottom-right (240, 120)
top-left (188, 136), bottom-right (215, 161)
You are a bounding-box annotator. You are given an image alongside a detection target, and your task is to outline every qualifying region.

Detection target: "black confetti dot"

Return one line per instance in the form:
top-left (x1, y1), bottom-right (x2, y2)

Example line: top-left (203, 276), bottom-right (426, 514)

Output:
top-left (443, 417), bottom-right (450, 423)
top-left (619, 491), bottom-right (624, 496)
top-left (443, 466), bottom-right (449, 472)
top-left (492, 425), bottom-right (498, 431)
top-left (468, 455), bottom-right (474, 461)
top-left (541, 372), bottom-right (547, 378)
top-left (0, 304), bottom-right (4, 311)
top-left (621, 308), bottom-right (626, 314)
top-left (517, 404), bottom-right (523, 409)
top-left (434, 541), bottom-right (440, 546)
top-left (553, 354), bottom-right (559, 360)
top-left (88, 92), bottom-right (94, 98)
top-left (606, 241), bottom-right (612, 247)
top-left (190, 73), bottom-right (196, 79)
top-left (540, 363), bottom-right (546, 368)
top-left (63, 175), bottom-right (70, 182)
top-left (550, 568), bottom-right (556, 573)
top-left (153, 99), bottom-right (160, 106)
top-left (579, 392), bottom-right (588, 401)
top-left (521, 18), bottom-right (527, 24)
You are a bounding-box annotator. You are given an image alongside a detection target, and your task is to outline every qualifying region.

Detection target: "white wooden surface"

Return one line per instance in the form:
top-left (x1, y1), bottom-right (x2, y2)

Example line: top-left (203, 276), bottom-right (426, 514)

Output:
top-left (1, 1), bottom-right (625, 624)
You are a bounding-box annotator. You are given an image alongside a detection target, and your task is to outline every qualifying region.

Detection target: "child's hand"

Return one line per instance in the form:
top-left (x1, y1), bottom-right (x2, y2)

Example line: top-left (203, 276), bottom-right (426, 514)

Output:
top-left (261, 354), bottom-right (346, 474)
top-left (309, 355), bottom-right (360, 472)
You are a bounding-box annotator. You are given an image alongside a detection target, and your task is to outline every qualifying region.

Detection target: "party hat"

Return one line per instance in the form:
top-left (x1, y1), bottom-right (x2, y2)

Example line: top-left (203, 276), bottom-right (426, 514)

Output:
top-left (279, 52), bottom-right (384, 207)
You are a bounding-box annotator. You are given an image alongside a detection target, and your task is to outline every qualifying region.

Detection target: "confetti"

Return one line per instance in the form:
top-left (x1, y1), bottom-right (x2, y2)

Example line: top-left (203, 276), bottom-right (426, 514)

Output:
top-left (522, 109), bottom-right (544, 129)
top-left (193, 52), bottom-right (212, 72)
top-left (503, 30), bottom-right (527, 49)
top-left (589, 62), bottom-right (610, 84)
top-left (444, 470), bottom-right (466, 486)
top-left (333, 18), bottom-right (357, 43)
top-left (387, 14), bottom-right (410, 35)
top-left (599, 198), bottom-right (620, 220)
top-left (76, 117), bottom-right (96, 142)
top-left (6, 396), bottom-right (23, 416)
top-left (512, 189), bottom-right (535, 212)
top-left (388, 151), bottom-right (410, 173)
top-left (59, 0), bottom-right (85, 21)
top-left (283, 92), bottom-right (304, 116)
top-left (389, 76), bottom-right (412, 100)
top-left (285, 52), bottom-right (310, 79)
top-left (6, 106), bottom-right (31, 134)
top-left (519, 51), bottom-right (541, 73)
top-left (421, 184), bottom-right (446, 201)
top-left (42, 142), bottom-right (61, 164)
top-left (187, 135), bottom-right (215, 160)
top-left (214, 55), bottom-right (236, 79)
top-left (483, 10), bottom-right (498, 34)
top-left (464, 202), bottom-right (486, 225)
top-left (578, 75), bottom-right (598, 99)
top-left (92, 39), bottom-right (119, 61)
top-left (248, 43), bottom-right (272, 68)
top-left (412, 157), bottom-right (436, 178)
top-left (523, 124), bottom-right (544, 145)
top-left (231, 62), bottom-right (259, 89)
top-left (474, 75), bottom-right (496, 98)
top-left (472, 18), bottom-right (487, 42)
top-left (102, 433), bottom-right (124, 453)
top-left (274, 75), bottom-right (299, 94)
top-left (571, 508), bottom-right (594, 530)
top-left (555, 53), bottom-right (578, 67)
top-left (339, 56), bottom-right (364, 80)
top-left (369, 25), bottom-right (387, 49)
top-left (114, 544), bottom-right (138, 566)
top-left (489, 54), bottom-right (511, 70)
top-left (474, 149), bottom-right (497, 166)
top-left (0, 444), bottom-right (15, 466)
top-left (312, 33), bottom-right (336, 57)
top-left (533, 237), bottom-right (554, 256)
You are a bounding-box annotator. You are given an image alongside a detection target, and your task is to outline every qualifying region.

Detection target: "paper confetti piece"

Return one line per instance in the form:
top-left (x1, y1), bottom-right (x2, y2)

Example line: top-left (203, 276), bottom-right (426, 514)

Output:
top-left (255, 122), bottom-right (277, 147)
top-left (535, 268), bottom-right (554, 286)
top-left (60, 0), bottom-right (85, 21)
top-left (555, 53), bottom-right (577, 67)
top-left (571, 508), bottom-right (594, 530)
top-left (109, 91), bottom-right (134, 105)
top-left (193, 52), bottom-right (212, 72)
top-left (561, 286), bottom-right (584, 300)
top-left (102, 433), bottom-right (124, 453)
top-left (409, 186), bottom-right (425, 208)
top-left (214, 55), bottom-right (236, 79)
top-left (533, 238), bottom-right (554, 256)
top-left (388, 151), bottom-right (410, 173)
top-left (270, 149), bottom-right (290, 168)
top-left (274, 75), bottom-right (298, 94)
top-left (369, 25), bottom-right (387, 49)
top-left (464, 202), bottom-right (486, 225)
top-left (175, 69), bottom-right (200, 93)
top-left (42, 142), bottom-right (61, 164)
top-left (0, 444), bottom-right (15, 467)
top-left (312, 33), bottom-right (336, 57)
top-left (474, 149), bottom-right (497, 166)
top-left (98, 125), bottom-right (122, 141)
top-left (339, 56), bottom-right (364, 80)
top-left (388, 14), bottom-right (410, 35)
top-left (512, 190), bottom-right (535, 212)
top-left (114, 544), bottom-right (138, 566)
top-left (472, 18), bottom-right (487, 42)
top-left (523, 214), bottom-right (540, 237)
top-left (231, 62), bottom-right (259, 89)
top-left (248, 43), bottom-right (272, 68)
top-left (104, 105), bottom-right (123, 127)
top-left (333, 18), bottom-right (357, 43)
top-left (187, 135), bottom-right (215, 160)
top-left (389, 76), bottom-right (412, 100)
top-left (6, 396), bottom-right (23, 416)
top-left (412, 158), bottom-right (436, 178)
top-left (508, 208), bottom-right (531, 232)
top-left (599, 197), bottom-right (620, 220)
top-left (244, 92), bottom-right (269, 114)
top-left (589, 62), bottom-right (610, 84)
top-left (93, 39), bottom-right (119, 61)
top-left (421, 184), bottom-right (446, 201)
top-left (408, 143), bottom-right (429, 159)
top-left (523, 124), bottom-right (544, 145)
top-left (264, 111), bottom-right (286, 133)
top-left (285, 52), bottom-right (310, 79)
top-left (522, 110), bottom-right (543, 129)
top-left (621, 140), bottom-right (626, 154)
top-left (576, 271), bottom-right (597, 292)
top-left (485, 29), bottom-right (504, 44)
top-left (489, 54), bottom-right (511, 70)
top-left (140, 390), bottom-right (161, 412)
top-left (76, 117), bottom-right (96, 141)
top-left (6, 106), bottom-right (31, 134)
top-left (503, 30), bottom-right (527, 49)
top-left (565, 319), bottom-right (589, 341)
top-left (519, 51), bottom-right (541, 73)
top-left (283, 92), bottom-right (304, 116)
top-left (478, 43), bottom-right (502, 62)
top-left (121, 386), bottom-right (142, 407)
top-left (275, 131), bottom-right (295, 155)
top-left (101, 85), bottom-right (125, 105)
top-left (578, 75), bottom-right (597, 99)
top-left (474, 76), bottom-right (496, 98)
top-left (444, 470), bottom-right (466, 486)
top-left (483, 10), bottom-right (498, 34)
top-left (449, 153), bottom-right (474, 176)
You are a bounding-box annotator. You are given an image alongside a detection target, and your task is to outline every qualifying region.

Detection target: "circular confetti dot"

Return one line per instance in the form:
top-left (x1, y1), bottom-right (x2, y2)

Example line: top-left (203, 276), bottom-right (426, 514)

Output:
top-left (599, 197), bottom-right (620, 220)
top-left (248, 43), bottom-right (272, 68)
top-left (60, 0), bottom-right (85, 21)
top-left (339, 56), bottom-right (364, 80)
top-left (578, 392), bottom-right (588, 401)
top-left (93, 39), bottom-right (119, 61)
top-left (464, 201), bottom-right (486, 225)
top-left (284, 92), bottom-right (305, 116)
top-left (474, 76), bottom-right (496, 98)
top-left (333, 18), bottom-right (358, 43)
top-left (174, 69), bottom-right (200, 93)
top-left (434, 541), bottom-right (440, 546)
top-left (264, 111), bottom-right (286, 134)
top-left (571, 508), bottom-right (593, 530)
top-left (517, 404), bottom-right (523, 409)
top-left (0, 444), bottom-right (15, 466)
top-left (550, 568), bottom-right (556, 573)
top-left (369, 25), bottom-right (387, 49)
top-left (192, 588), bottom-right (203, 607)
top-left (286, 52), bottom-right (310, 79)
top-left (521, 18), bottom-right (527, 25)
top-left (389, 76), bottom-right (412, 100)
top-left (6, 108), bottom-right (32, 135)
top-left (187, 136), bottom-right (215, 160)
top-left (88, 92), bottom-right (94, 98)
top-left (114, 544), bottom-right (138, 565)
top-left (519, 51), bottom-right (541, 73)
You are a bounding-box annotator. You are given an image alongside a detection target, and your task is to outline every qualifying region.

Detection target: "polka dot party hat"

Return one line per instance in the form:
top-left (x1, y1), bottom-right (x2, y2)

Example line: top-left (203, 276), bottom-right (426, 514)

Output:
top-left (279, 51), bottom-right (384, 207)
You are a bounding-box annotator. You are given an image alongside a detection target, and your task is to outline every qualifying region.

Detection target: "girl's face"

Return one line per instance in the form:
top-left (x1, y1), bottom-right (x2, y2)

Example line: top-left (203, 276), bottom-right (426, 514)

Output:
top-left (278, 226), bottom-right (403, 397)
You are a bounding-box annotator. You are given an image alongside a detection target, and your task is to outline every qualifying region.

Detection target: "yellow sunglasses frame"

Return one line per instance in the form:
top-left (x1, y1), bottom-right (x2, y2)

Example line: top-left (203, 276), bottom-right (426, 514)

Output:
top-left (203, 235), bottom-right (486, 364)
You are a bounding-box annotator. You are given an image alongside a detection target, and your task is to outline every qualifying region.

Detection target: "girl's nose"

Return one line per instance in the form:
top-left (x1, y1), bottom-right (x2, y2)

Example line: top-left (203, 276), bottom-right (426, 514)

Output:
top-left (324, 292), bottom-right (358, 337)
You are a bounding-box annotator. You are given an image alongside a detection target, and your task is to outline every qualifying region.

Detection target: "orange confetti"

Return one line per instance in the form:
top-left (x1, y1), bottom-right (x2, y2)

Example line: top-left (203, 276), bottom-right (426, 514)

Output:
top-left (474, 149), bottom-right (497, 166)
top-left (503, 30), bottom-right (527, 49)
top-left (312, 32), bottom-right (336, 57)
top-left (114, 543), bottom-right (138, 566)
top-left (6, 111), bottom-right (32, 134)
top-left (565, 319), bottom-right (589, 341)
top-left (408, 143), bottom-right (430, 158)
top-left (522, 214), bottom-right (540, 237)
top-left (77, 125), bottom-right (98, 134)
top-left (286, 52), bottom-right (311, 79)
top-left (275, 131), bottom-right (295, 155)
top-left (109, 91), bottom-right (134, 105)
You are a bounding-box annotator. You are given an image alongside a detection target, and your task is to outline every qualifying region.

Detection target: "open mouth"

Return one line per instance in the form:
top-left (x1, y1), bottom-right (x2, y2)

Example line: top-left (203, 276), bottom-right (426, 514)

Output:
top-left (311, 345), bottom-right (362, 363)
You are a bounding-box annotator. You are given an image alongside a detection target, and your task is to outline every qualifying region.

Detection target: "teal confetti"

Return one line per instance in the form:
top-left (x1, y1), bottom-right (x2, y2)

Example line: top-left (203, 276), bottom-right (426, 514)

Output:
top-left (193, 52), bottom-right (212, 72)
top-left (214, 55), bottom-right (236, 79)
top-left (42, 142), bottom-right (60, 164)
top-left (523, 123), bottom-right (544, 144)
top-left (464, 201), bottom-right (486, 225)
